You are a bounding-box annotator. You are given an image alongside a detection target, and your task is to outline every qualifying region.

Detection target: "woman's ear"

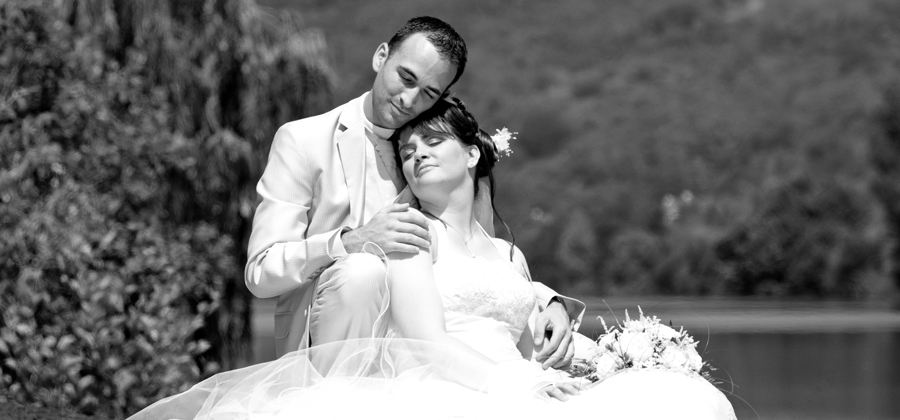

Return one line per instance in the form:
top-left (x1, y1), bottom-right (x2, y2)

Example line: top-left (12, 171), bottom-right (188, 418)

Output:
top-left (373, 43), bottom-right (389, 72)
top-left (467, 145), bottom-right (481, 168)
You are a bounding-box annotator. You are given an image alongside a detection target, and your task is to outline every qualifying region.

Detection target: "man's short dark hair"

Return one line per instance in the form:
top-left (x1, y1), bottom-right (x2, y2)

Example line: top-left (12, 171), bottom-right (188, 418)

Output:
top-left (387, 16), bottom-right (468, 88)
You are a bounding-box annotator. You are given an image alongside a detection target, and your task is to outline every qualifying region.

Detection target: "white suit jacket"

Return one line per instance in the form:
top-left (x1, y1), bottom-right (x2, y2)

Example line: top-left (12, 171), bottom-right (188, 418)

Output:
top-left (246, 92), bottom-right (584, 357)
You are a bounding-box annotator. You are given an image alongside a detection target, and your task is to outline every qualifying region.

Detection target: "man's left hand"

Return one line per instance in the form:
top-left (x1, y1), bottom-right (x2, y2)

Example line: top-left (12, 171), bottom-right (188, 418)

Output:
top-left (533, 300), bottom-right (574, 370)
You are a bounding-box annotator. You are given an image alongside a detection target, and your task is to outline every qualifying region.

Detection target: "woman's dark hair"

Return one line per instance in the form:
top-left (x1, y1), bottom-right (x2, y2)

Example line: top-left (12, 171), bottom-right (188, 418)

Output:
top-left (391, 96), bottom-right (516, 260)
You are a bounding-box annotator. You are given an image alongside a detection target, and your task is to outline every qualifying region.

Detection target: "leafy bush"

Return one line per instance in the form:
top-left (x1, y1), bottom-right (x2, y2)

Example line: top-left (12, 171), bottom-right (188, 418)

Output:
top-left (0, 0), bottom-right (331, 416)
top-left (602, 229), bottom-right (666, 295)
top-left (716, 176), bottom-right (891, 297)
top-left (870, 84), bottom-right (900, 290)
top-left (286, 0), bottom-right (900, 299)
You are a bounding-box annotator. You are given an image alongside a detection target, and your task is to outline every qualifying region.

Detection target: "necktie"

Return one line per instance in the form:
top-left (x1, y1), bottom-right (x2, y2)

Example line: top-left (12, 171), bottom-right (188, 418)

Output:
top-left (363, 136), bottom-right (400, 223)
top-left (374, 138), bottom-right (403, 192)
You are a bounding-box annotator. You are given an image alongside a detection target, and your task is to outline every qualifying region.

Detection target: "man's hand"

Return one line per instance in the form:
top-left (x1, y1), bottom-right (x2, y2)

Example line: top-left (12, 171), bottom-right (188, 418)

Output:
top-left (533, 300), bottom-right (575, 370)
top-left (341, 203), bottom-right (431, 254)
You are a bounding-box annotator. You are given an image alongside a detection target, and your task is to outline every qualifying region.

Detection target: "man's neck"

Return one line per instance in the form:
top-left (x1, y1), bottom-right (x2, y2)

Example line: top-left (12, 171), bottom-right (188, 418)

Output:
top-left (362, 92), bottom-right (385, 128)
top-left (363, 91), bottom-right (374, 123)
top-left (362, 91), bottom-right (397, 141)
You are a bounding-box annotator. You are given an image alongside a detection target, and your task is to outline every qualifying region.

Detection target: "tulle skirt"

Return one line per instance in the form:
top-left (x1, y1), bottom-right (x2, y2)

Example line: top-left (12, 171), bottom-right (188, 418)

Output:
top-left (129, 336), bottom-right (736, 420)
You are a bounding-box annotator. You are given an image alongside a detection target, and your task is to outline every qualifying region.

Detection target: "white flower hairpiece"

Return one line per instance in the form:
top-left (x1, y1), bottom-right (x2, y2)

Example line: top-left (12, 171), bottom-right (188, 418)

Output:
top-left (491, 128), bottom-right (517, 158)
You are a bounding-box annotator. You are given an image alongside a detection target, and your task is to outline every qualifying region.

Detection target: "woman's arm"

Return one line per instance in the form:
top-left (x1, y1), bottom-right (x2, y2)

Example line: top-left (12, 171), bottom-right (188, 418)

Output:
top-left (387, 224), bottom-right (498, 380)
top-left (387, 222), bottom-right (571, 398)
top-left (503, 241), bottom-right (579, 370)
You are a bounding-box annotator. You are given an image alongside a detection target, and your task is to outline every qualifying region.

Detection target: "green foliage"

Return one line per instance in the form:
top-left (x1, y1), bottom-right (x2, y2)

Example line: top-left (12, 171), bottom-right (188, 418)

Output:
top-left (277, 0), bottom-right (900, 298)
top-left (870, 84), bottom-right (900, 290)
top-left (603, 229), bottom-right (666, 294)
top-left (1, 0), bottom-right (331, 416)
top-left (716, 177), bottom-right (891, 297)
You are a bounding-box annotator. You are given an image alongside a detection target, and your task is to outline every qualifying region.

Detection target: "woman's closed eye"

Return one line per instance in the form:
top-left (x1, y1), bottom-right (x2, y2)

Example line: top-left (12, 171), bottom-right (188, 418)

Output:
top-left (399, 146), bottom-right (416, 161)
top-left (402, 138), bottom-right (442, 160)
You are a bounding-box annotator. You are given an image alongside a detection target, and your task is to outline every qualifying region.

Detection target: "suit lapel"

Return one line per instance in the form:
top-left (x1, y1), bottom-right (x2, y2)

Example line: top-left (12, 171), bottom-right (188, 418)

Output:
top-left (335, 95), bottom-right (368, 227)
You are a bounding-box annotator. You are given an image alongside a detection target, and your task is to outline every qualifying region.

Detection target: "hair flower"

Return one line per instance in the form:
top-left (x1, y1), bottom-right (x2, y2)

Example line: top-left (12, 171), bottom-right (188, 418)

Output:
top-left (492, 128), bottom-right (517, 158)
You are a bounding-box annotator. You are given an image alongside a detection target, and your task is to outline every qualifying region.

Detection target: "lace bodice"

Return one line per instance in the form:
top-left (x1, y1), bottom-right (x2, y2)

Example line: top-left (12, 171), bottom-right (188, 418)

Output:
top-left (430, 219), bottom-right (536, 341)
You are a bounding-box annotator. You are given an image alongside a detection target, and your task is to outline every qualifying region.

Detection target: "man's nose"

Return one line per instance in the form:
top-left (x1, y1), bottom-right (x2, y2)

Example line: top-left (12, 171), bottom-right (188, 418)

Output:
top-left (398, 88), bottom-right (418, 110)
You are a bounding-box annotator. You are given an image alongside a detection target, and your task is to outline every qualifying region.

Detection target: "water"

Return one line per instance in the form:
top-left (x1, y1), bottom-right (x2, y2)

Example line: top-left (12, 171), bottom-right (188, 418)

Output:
top-left (580, 298), bottom-right (900, 420)
top-left (704, 331), bottom-right (900, 420)
top-left (251, 297), bottom-right (900, 419)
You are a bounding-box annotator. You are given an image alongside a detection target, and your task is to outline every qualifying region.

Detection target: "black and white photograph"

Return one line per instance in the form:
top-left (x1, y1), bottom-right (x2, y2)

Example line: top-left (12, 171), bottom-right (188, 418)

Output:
top-left (2, 0), bottom-right (900, 419)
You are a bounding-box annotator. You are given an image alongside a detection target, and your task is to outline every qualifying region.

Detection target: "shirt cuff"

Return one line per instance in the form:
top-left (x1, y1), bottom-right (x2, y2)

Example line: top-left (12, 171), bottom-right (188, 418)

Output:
top-left (327, 227), bottom-right (352, 259)
top-left (548, 295), bottom-right (566, 310)
top-left (548, 295), bottom-right (586, 331)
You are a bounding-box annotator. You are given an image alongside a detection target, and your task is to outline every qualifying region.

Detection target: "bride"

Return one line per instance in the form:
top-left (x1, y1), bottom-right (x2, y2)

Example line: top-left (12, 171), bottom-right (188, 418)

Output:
top-left (130, 98), bottom-right (736, 419)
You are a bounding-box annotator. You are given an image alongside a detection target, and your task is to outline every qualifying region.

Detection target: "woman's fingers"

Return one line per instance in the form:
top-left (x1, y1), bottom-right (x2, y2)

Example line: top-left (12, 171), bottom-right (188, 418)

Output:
top-left (547, 386), bottom-right (570, 401)
top-left (543, 326), bottom-right (573, 369)
top-left (536, 382), bottom-right (583, 402)
top-left (551, 338), bottom-right (576, 369)
top-left (555, 381), bottom-right (582, 395)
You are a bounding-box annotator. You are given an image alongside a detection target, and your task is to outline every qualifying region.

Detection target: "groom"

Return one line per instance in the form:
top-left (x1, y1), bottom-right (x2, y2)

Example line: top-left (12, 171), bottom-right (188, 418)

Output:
top-left (245, 16), bottom-right (583, 369)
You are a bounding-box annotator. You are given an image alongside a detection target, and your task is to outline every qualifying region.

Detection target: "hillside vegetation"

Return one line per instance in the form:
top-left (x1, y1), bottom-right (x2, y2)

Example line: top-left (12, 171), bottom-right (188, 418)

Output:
top-left (1, 0), bottom-right (330, 416)
top-left (266, 0), bottom-right (900, 298)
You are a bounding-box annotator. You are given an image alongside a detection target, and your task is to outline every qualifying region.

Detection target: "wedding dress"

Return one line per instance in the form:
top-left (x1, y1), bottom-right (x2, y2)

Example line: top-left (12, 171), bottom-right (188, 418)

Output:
top-left (131, 221), bottom-right (736, 419)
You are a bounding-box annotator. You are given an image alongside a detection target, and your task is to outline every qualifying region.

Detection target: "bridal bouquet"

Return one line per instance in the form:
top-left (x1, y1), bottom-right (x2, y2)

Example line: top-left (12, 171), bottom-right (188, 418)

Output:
top-left (571, 307), bottom-right (716, 384)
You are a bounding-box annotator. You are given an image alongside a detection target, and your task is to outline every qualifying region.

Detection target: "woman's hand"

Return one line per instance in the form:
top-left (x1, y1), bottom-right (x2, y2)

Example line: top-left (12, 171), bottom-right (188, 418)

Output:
top-left (534, 381), bottom-right (583, 402)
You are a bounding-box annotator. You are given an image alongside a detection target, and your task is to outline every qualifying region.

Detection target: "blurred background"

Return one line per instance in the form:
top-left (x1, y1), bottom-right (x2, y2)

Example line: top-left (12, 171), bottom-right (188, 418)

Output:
top-left (1, 0), bottom-right (899, 418)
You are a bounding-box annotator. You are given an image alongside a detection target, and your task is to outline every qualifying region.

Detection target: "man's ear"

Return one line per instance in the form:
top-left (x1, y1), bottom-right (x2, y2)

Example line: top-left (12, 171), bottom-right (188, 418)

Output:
top-left (372, 43), bottom-right (389, 72)
top-left (467, 145), bottom-right (481, 168)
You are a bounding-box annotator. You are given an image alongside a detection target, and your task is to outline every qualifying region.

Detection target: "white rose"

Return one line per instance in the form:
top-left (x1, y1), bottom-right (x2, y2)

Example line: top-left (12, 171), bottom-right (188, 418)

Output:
top-left (623, 319), bottom-right (645, 332)
top-left (575, 332), bottom-right (604, 360)
top-left (659, 344), bottom-right (688, 368)
top-left (655, 324), bottom-right (680, 342)
top-left (592, 352), bottom-right (620, 376)
top-left (620, 331), bottom-right (653, 363)
top-left (685, 346), bottom-right (703, 371)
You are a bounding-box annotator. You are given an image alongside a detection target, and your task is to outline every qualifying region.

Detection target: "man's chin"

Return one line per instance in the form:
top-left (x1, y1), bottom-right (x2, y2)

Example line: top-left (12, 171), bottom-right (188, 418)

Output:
top-left (380, 112), bottom-right (411, 130)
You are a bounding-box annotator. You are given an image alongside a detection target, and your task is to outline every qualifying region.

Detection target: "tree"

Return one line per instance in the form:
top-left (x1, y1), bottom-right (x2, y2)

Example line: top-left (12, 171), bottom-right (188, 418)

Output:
top-left (870, 84), bottom-right (900, 292)
top-left (0, 0), bottom-right (332, 416)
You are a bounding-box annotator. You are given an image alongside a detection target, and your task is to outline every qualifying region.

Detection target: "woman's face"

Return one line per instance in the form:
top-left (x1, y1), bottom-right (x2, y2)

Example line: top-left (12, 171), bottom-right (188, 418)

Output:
top-left (397, 129), bottom-right (479, 200)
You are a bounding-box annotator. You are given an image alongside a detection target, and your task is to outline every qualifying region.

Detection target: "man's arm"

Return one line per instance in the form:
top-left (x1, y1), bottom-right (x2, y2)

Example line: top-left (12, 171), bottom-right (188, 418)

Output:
top-left (532, 282), bottom-right (586, 330)
top-left (512, 251), bottom-right (585, 370)
top-left (531, 283), bottom-right (584, 370)
top-left (244, 124), bottom-right (339, 299)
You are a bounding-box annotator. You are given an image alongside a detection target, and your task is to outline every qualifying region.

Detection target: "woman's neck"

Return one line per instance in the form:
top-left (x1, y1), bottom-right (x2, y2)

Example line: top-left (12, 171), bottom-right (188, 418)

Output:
top-left (418, 188), bottom-right (477, 238)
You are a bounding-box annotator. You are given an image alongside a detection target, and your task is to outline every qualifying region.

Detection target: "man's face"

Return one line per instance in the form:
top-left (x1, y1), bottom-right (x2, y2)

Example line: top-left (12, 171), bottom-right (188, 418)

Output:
top-left (370, 33), bottom-right (457, 129)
